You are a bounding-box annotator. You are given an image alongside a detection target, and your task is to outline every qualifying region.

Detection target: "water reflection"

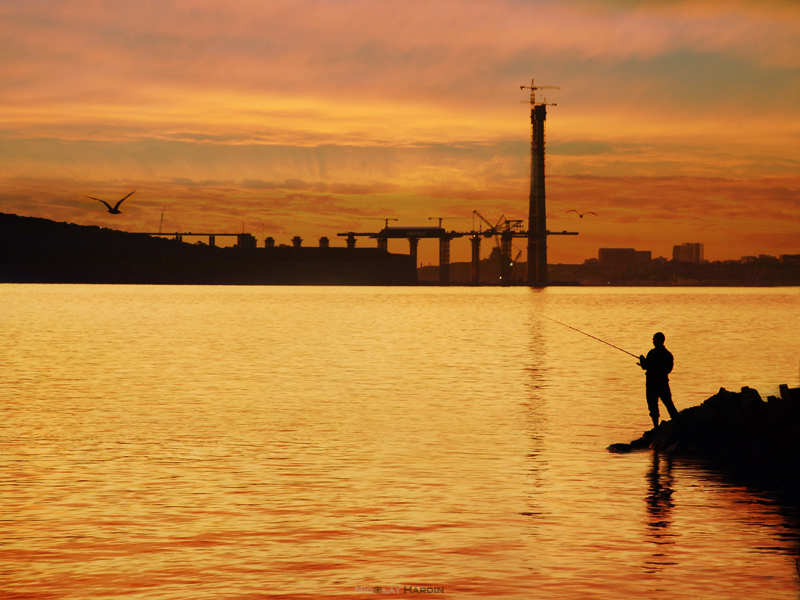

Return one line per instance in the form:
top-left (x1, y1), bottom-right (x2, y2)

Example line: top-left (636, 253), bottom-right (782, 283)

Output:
top-left (644, 452), bottom-right (677, 573)
top-left (522, 316), bottom-right (549, 518)
top-left (3, 285), bottom-right (800, 599)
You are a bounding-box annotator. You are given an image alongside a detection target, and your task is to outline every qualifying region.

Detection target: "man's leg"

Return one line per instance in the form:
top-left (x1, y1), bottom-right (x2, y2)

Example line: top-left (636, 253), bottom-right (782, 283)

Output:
top-left (660, 385), bottom-right (679, 419)
top-left (646, 387), bottom-right (660, 429)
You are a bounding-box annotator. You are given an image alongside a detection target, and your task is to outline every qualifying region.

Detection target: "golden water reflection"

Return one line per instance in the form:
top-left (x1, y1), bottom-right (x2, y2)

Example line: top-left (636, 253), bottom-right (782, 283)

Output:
top-left (644, 452), bottom-right (677, 573)
top-left (1, 285), bottom-right (798, 599)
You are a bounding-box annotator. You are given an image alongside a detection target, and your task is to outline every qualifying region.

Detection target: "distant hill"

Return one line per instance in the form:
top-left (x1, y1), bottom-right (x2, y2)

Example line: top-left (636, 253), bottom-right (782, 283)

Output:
top-left (0, 213), bottom-right (416, 285)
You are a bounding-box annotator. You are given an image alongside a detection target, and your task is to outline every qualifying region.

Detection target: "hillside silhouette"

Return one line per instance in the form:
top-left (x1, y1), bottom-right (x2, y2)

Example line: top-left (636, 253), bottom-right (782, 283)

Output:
top-left (0, 213), bottom-right (416, 285)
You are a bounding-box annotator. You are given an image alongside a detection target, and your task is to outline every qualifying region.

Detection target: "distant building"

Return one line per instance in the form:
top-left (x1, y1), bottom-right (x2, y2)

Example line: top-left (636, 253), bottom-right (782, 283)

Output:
top-left (236, 233), bottom-right (257, 249)
top-left (780, 254), bottom-right (800, 264)
top-left (672, 243), bottom-right (704, 263)
top-left (742, 254), bottom-right (778, 264)
top-left (598, 248), bottom-right (652, 266)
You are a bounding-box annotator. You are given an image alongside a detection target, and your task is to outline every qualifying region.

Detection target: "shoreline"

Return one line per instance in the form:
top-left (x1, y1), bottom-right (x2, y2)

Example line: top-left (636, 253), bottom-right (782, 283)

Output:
top-left (609, 384), bottom-right (800, 495)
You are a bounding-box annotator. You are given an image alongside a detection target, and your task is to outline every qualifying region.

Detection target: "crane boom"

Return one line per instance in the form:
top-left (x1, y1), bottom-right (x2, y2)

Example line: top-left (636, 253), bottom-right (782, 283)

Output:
top-left (520, 78), bottom-right (560, 106)
top-left (472, 210), bottom-right (497, 233)
top-left (363, 217), bottom-right (398, 228)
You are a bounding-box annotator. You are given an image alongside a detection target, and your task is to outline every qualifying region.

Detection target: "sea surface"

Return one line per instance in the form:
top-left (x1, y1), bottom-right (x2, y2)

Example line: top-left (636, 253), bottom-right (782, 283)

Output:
top-left (2, 285), bottom-right (799, 600)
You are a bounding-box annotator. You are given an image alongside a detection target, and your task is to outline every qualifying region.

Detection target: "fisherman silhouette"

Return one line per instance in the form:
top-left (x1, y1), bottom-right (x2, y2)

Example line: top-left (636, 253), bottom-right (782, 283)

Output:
top-left (638, 332), bottom-right (679, 429)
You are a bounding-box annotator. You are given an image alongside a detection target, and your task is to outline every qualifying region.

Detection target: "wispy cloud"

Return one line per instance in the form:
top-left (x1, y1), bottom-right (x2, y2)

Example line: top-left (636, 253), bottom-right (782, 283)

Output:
top-left (1, 0), bottom-right (798, 263)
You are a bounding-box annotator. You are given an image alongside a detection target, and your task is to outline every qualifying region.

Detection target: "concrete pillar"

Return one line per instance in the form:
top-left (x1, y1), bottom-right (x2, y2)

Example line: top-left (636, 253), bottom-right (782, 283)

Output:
top-left (319, 236), bottom-right (330, 248)
top-left (471, 235), bottom-right (481, 284)
top-left (408, 237), bottom-right (419, 263)
top-left (439, 237), bottom-right (451, 284)
top-left (377, 236), bottom-right (388, 252)
top-left (500, 231), bottom-right (513, 284)
top-left (527, 104), bottom-right (548, 287)
top-left (209, 235), bottom-right (216, 247)
top-left (345, 233), bottom-right (356, 249)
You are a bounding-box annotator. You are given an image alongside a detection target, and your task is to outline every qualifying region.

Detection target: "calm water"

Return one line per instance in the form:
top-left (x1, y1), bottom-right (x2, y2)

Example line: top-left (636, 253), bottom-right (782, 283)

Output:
top-left (2, 285), bottom-right (799, 599)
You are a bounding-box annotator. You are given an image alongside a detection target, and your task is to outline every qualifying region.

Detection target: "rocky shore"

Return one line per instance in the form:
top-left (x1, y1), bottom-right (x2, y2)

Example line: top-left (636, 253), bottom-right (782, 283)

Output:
top-left (609, 384), bottom-right (800, 490)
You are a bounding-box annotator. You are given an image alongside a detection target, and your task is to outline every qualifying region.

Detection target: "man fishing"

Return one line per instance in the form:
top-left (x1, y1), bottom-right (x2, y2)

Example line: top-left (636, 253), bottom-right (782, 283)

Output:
top-left (638, 332), bottom-right (679, 429)
top-left (542, 316), bottom-right (680, 429)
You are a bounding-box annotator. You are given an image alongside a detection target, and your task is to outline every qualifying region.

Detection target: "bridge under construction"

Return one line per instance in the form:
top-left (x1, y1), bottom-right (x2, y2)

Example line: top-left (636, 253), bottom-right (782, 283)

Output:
top-left (133, 79), bottom-right (576, 286)
top-left (336, 78), bottom-right (576, 287)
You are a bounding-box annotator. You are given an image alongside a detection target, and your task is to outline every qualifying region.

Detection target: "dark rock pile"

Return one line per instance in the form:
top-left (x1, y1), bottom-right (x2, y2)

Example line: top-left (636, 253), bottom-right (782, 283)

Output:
top-left (609, 385), bottom-right (800, 488)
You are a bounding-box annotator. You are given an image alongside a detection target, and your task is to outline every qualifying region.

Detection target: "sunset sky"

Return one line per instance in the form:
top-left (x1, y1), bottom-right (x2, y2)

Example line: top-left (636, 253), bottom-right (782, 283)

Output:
top-left (1, 0), bottom-right (798, 264)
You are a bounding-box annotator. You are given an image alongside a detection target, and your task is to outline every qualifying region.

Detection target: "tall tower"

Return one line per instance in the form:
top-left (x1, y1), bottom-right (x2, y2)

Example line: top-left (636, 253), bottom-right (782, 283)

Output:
top-left (521, 80), bottom-right (558, 287)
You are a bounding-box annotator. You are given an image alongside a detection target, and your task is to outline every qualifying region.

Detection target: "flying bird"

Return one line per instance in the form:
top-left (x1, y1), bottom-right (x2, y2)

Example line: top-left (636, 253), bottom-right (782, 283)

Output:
top-left (86, 190), bottom-right (135, 214)
top-left (566, 210), bottom-right (597, 219)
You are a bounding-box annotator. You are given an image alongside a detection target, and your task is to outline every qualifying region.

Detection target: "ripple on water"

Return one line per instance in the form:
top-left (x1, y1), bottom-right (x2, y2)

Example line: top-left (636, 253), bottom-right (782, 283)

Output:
top-left (2, 285), bottom-right (799, 599)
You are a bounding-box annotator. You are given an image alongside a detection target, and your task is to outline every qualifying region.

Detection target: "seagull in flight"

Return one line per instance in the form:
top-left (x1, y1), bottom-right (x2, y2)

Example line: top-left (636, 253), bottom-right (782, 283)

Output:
top-left (86, 190), bottom-right (135, 214)
top-left (566, 209), bottom-right (597, 219)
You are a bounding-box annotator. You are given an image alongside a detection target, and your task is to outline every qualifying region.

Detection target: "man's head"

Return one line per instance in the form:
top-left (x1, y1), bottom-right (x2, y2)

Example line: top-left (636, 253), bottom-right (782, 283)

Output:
top-left (653, 332), bottom-right (665, 347)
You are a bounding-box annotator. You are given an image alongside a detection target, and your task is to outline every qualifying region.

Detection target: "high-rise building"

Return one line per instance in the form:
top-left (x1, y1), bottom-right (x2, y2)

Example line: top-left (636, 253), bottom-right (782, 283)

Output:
top-left (672, 243), bottom-right (704, 263)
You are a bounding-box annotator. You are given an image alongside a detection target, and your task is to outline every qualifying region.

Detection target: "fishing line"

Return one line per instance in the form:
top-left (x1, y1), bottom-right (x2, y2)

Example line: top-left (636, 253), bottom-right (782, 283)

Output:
top-left (540, 314), bottom-right (638, 358)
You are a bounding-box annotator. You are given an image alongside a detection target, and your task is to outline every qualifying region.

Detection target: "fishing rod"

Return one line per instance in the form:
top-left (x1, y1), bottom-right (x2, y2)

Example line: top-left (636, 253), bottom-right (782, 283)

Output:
top-left (541, 315), bottom-right (639, 359)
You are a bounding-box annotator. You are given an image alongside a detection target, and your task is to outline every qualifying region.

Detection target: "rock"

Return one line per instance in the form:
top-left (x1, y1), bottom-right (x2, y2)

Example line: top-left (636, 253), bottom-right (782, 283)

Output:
top-left (609, 384), bottom-right (800, 490)
top-left (650, 419), bottom-right (679, 451)
top-left (780, 383), bottom-right (800, 403)
top-left (622, 427), bottom-right (658, 451)
top-left (607, 443), bottom-right (633, 453)
top-left (701, 387), bottom-right (732, 409)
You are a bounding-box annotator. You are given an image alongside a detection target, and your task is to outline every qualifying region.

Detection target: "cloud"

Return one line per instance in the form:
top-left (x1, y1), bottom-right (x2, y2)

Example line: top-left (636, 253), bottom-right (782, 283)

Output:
top-left (3, 1), bottom-right (797, 114)
top-left (549, 175), bottom-right (800, 219)
top-left (1, 0), bottom-right (797, 264)
top-left (242, 179), bottom-right (307, 191)
top-left (3, 171), bottom-right (797, 264)
top-left (544, 174), bottom-right (800, 261)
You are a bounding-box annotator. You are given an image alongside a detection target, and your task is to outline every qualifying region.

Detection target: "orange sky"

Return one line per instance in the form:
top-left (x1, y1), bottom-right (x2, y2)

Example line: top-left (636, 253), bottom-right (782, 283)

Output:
top-left (1, 0), bottom-right (798, 264)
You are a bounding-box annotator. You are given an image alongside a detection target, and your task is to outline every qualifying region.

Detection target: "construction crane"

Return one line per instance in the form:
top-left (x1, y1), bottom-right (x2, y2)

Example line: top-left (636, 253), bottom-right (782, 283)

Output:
top-left (368, 218), bottom-right (398, 228)
top-left (503, 219), bottom-right (525, 232)
top-left (357, 217), bottom-right (398, 230)
top-left (520, 79), bottom-right (559, 107)
top-left (472, 210), bottom-right (504, 238)
top-left (427, 216), bottom-right (468, 227)
top-left (472, 210), bottom-right (518, 283)
top-left (475, 212), bottom-right (537, 282)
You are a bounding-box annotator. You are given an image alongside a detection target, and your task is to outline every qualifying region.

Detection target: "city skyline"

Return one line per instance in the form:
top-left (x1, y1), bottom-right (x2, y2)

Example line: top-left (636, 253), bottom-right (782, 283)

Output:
top-left (1, 0), bottom-right (798, 265)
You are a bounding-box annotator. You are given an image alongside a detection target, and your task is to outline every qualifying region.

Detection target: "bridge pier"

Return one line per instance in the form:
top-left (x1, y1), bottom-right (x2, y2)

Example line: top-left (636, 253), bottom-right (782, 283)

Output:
top-left (408, 238), bottom-right (419, 263)
top-left (438, 237), bottom-right (451, 283)
top-left (499, 232), bottom-right (511, 284)
top-left (471, 235), bottom-right (481, 284)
